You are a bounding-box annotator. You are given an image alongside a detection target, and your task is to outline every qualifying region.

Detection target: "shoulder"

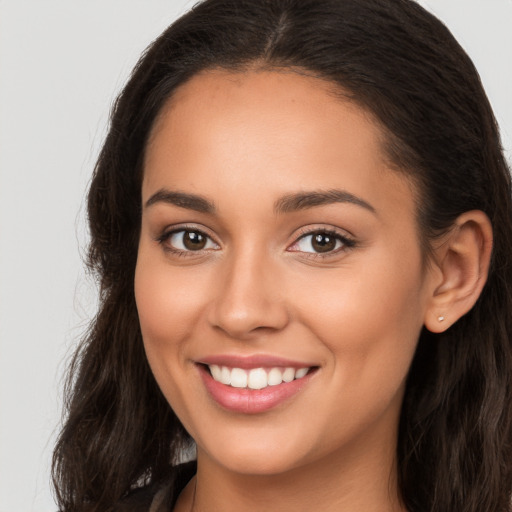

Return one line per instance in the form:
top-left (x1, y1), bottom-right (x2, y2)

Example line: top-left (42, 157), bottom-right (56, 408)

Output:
top-left (116, 461), bottom-right (197, 512)
top-left (114, 484), bottom-right (161, 512)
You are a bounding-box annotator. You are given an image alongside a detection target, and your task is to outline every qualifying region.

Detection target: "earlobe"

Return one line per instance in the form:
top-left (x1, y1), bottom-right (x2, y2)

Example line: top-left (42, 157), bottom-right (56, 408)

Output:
top-left (424, 210), bottom-right (493, 333)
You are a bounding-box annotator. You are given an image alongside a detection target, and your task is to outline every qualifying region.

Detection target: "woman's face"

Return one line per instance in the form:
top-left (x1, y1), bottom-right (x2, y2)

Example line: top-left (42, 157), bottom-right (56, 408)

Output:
top-left (135, 69), bottom-right (437, 475)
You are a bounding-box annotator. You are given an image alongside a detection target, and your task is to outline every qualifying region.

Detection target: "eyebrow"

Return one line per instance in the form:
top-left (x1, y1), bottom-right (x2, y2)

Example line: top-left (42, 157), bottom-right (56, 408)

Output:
top-left (274, 189), bottom-right (376, 215)
top-left (145, 189), bottom-right (215, 213)
top-left (144, 188), bottom-right (376, 216)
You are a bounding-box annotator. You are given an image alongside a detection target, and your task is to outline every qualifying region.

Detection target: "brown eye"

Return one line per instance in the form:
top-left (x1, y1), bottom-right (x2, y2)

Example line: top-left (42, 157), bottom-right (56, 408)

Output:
top-left (166, 229), bottom-right (219, 252)
top-left (183, 230), bottom-right (206, 250)
top-left (311, 233), bottom-right (337, 253)
top-left (289, 230), bottom-right (354, 255)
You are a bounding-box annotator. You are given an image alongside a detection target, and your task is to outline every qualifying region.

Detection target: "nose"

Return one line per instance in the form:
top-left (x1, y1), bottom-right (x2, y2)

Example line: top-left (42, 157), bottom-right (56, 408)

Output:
top-left (207, 250), bottom-right (289, 339)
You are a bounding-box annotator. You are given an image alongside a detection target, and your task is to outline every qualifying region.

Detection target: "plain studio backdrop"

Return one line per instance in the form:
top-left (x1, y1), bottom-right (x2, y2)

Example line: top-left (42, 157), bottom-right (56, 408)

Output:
top-left (0, 1), bottom-right (510, 510)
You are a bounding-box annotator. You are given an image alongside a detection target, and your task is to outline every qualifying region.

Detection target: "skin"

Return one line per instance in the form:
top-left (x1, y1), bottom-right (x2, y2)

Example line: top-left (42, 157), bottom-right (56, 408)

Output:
top-left (135, 69), bottom-right (491, 511)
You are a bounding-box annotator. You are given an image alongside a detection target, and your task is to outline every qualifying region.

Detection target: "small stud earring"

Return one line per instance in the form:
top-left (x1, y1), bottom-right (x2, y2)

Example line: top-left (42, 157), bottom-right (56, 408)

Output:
top-left (438, 316), bottom-right (445, 322)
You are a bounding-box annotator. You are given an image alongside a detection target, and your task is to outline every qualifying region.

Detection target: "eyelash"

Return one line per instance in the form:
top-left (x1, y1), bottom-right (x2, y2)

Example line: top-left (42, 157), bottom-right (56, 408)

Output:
top-left (156, 225), bottom-right (219, 257)
top-left (156, 226), bottom-right (356, 258)
top-left (288, 228), bottom-right (356, 259)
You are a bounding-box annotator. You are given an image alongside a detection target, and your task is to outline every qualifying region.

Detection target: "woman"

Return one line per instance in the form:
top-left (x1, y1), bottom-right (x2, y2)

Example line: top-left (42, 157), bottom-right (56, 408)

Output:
top-left (52, 0), bottom-right (512, 511)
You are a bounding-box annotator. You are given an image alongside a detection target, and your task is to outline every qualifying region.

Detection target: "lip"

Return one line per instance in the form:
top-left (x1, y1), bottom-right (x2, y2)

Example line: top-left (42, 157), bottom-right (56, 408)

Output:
top-left (197, 354), bottom-right (315, 369)
top-left (196, 355), bottom-right (318, 414)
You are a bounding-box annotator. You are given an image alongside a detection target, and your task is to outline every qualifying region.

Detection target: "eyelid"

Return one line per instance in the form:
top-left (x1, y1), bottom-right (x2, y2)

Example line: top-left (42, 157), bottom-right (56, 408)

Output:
top-left (287, 226), bottom-right (356, 256)
top-left (154, 223), bottom-right (356, 258)
top-left (155, 224), bottom-right (221, 254)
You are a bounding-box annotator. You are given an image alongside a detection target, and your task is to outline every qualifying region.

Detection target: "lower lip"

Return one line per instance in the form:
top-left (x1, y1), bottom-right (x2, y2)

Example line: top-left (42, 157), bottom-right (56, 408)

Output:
top-left (198, 365), bottom-right (315, 414)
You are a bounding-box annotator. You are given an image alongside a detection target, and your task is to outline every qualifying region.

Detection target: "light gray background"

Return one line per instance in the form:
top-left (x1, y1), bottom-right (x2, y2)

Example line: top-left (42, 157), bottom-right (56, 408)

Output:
top-left (0, 1), bottom-right (510, 510)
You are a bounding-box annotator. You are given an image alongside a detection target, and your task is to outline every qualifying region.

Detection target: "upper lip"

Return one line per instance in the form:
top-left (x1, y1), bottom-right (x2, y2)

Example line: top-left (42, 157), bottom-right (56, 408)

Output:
top-left (196, 354), bottom-right (317, 369)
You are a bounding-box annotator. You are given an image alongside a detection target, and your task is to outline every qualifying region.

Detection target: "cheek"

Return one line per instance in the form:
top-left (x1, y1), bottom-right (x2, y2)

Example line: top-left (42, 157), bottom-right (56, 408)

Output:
top-left (315, 238), bottom-right (423, 326)
top-left (134, 248), bottom-right (207, 408)
top-left (290, 247), bottom-right (426, 390)
top-left (135, 250), bottom-right (209, 345)
top-left (134, 249), bottom-right (209, 429)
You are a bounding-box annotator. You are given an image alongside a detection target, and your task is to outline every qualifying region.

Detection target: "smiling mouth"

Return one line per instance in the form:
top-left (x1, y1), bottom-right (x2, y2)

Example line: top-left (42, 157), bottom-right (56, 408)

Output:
top-left (197, 361), bottom-right (318, 413)
top-left (206, 364), bottom-right (313, 390)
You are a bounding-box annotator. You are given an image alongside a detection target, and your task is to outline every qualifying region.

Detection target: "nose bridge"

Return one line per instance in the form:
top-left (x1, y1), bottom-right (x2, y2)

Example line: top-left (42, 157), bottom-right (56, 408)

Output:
top-left (208, 242), bottom-right (288, 338)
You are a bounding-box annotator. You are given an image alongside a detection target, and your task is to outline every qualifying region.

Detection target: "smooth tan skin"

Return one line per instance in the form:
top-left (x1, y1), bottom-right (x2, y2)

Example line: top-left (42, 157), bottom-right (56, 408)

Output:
top-left (135, 69), bottom-right (493, 512)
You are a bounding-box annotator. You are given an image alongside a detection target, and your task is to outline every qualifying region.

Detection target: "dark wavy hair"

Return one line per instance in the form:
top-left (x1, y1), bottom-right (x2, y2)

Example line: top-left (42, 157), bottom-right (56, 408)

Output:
top-left (52, 1), bottom-right (512, 511)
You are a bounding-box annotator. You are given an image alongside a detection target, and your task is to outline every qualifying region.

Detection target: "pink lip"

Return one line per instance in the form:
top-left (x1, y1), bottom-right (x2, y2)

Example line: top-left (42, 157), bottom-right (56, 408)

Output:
top-left (197, 354), bottom-right (314, 369)
top-left (196, 357), bottom-right (317, 414)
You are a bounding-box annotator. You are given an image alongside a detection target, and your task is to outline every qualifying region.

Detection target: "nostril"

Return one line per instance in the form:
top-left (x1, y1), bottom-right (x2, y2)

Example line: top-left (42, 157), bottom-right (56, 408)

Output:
top-left (206, 270), bottom-right (289, 337)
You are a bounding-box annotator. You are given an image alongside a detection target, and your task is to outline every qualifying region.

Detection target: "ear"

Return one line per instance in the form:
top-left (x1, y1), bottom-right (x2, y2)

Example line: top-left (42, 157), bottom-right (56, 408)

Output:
top-left (424, 210), bottom-right (493, 333)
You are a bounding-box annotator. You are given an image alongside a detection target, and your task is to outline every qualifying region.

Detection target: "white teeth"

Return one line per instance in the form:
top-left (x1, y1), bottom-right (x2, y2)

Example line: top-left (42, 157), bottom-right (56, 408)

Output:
top-left (295, 367), bottom-right (309, 379)
top-left (267, 367), bottom-right (283, 386)
top-left (208, 365), bottom-right (311, 389)
top-left (230, 368), bottom-right (247, 388)
top-left (210, 364), bottom-right (222, 382)
top-left (220, 366), bottom-right (231, 385)
top-left (282, 367), bottom-right (295, 383)
top-left (248, 368), bottom-right (267, 390)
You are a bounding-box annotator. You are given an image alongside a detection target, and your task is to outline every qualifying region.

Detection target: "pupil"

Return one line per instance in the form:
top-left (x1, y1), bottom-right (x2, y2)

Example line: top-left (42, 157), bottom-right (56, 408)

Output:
top-left (183, 231), bottom-right (206, 250)
top-left (312, 233), bottom-right (336, 253)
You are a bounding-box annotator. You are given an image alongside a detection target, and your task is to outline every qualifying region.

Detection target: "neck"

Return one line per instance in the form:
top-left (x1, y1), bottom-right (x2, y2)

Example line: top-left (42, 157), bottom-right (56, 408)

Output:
top-left (180, 431), bottom-right (405, 512)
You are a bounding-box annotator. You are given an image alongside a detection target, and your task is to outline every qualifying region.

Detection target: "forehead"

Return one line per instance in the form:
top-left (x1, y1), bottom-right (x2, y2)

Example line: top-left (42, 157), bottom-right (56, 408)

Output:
top-left (147, 68), bottom-right (382, 163)
top-left (143, 68), bottom-right (415, 221)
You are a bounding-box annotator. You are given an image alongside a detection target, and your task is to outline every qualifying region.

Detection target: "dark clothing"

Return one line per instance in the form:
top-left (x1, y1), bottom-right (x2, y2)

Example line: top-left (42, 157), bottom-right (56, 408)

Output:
top-left (116, 461), bottom-right (197, 512)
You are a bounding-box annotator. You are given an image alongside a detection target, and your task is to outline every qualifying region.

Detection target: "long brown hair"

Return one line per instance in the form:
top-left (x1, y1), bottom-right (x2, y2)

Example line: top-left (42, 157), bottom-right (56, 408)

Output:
top-left (53, 1), bottom-right (512, 511)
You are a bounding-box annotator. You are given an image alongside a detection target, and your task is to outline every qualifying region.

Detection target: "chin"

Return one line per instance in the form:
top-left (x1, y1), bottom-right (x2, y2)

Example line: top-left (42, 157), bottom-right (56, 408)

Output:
top-left (210, 448), bottom-right (303, 476)
top-left (196, 426), bottom-right (322, 477)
